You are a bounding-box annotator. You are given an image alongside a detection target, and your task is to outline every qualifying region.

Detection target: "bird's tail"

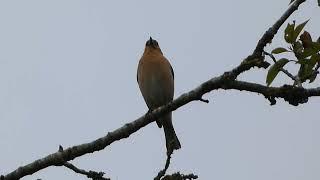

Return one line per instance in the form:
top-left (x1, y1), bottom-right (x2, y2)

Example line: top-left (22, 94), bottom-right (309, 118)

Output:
top-left (161, 113), bottom-right (181, 155)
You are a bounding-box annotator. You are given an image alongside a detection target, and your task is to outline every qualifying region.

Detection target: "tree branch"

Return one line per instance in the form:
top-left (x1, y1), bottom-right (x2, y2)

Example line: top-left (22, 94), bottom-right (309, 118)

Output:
top-left (263, 51), bottom-right (302, 87)
top-left (154, 151), bottom-right (172, 180)
top-left (58, 145), bottom-right (110, 180)
top-left (161, 172), bottom-right (198, 180)
top-left (224, 80), bottom-right (319, 105)
top-left (1, 0), bottom-right (312, 179)
top-left (3, 75), bottom-right (319, 180)
top-left (64, 162), bottom-right (110, 180)
top-left (253, 0), bottom-right (306, 57)
top-left (230, 0), bottom-right (306, 78)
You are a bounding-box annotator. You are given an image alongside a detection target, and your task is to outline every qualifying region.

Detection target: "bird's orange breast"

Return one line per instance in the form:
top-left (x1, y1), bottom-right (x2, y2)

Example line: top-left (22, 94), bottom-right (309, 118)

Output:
top-left (137, 53), bottom-right (174, 109)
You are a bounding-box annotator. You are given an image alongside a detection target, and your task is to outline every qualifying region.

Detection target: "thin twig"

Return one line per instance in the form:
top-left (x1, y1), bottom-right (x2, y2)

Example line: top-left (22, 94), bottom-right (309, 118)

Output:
top-left (181, 173), bottom-right (199, 180)
top-left (199, 97), bottom-right (209, 103)
top-left (58, 146), bottom-right (110, 180)
top-left (161, 172), bottom-right (198, 180)
top-left (154, 151), bottom-right (172, 180)
top-left (263, 51), bottom-right (302, 87)
top-left (253, 0), bottom-right (306, 56)
top-left (64, 162), bottom-right (110, 180)
top-left (315, 62), bottom-right (320, 72)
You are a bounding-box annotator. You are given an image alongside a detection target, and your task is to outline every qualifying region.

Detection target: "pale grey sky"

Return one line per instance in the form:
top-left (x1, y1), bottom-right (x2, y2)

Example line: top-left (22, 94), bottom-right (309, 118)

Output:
top-left (0, 1), bottom-right (319, 180)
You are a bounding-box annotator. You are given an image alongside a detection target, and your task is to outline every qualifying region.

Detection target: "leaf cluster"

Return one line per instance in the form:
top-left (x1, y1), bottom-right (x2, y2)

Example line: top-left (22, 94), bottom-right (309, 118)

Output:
top-left (266, 20), bottom-right (320, 86)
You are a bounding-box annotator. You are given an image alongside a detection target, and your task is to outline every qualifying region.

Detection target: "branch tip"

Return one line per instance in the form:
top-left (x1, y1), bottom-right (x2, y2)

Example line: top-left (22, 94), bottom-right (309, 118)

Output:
top-left (266, 96), bottom-right (277, 105)
top-left (59, 145), bottom-right (64, 152)
top-left (154, 151), bottom-right (172, 180)
top-left (181, 173), bottom-right (199, 180)
top-left (64, 162), bottom-right (110, 180)
top-left (199, 98), bottom-right (209, 103)
top-left (162, 172), bottom-right (198, 180)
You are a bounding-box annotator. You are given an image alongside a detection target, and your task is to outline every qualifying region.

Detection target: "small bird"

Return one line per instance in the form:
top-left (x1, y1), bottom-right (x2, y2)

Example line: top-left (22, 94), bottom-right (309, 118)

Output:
top-left (137, 37), bottom-right (181, 154)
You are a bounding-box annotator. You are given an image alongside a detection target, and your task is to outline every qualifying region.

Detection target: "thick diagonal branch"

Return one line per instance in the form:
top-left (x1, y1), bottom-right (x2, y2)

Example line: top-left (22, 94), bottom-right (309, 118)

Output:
top-left (3, 75), bottom-right (319, 180)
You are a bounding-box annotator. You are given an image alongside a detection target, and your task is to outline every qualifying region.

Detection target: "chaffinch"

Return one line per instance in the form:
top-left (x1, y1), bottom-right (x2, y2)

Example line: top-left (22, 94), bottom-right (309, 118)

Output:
top-left (137, 37), bottom-right (181, 154)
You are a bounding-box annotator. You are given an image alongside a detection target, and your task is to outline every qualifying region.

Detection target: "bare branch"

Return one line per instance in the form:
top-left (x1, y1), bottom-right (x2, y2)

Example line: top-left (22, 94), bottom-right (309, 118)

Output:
top-left (181, 173), bottom-right (199, 180)
top-left (230, 0), bottom-right (306, 78)
top-left (154, 151), bottom-right (172, 180)
top-left (199, 97), bottom-right (209, 103)
top-left (161, 172), bottom-right (198, 180)
top-left (58, 145), bottom-right (110, 180)
top-left (224, 80), bottom-right (318, 105)
top-left (3, 72), bottom-right (319, 180)
top-left (63, 162), bottom-right (110, 180)
top-left (253, 0), bottom-right (306, 57)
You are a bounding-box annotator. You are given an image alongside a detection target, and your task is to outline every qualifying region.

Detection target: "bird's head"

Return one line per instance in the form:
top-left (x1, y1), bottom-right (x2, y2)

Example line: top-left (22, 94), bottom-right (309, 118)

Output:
top-left (145, 37), bottom-right (159, 48)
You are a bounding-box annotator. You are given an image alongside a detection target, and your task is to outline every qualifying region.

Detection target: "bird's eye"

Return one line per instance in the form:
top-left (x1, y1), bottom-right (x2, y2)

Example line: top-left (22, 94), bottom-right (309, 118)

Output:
top-left (154, 41), bottom-right (158, 46)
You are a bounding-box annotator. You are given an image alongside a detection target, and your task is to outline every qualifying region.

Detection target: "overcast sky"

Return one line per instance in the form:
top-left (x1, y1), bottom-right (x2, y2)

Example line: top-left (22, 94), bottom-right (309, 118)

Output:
top-left (0, 1), bottom-right (320, 180)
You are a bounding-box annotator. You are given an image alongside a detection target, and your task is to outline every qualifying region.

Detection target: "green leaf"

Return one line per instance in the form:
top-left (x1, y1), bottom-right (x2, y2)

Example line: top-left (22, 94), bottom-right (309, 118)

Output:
top-left (298, 64), bottom-right (309, 82)
top-left (284, 23), bottom-right (295, 44)
top-left (271, 47), bottom-right (288, 54)
top-left (292, 20), bottom-right (309, 42)
top-left (298, 59), bottom-right (317, 83)
top-left (297, 58), bottom-right (309, 65)
top-left (294, 40), bottom-right (320, 59)
top-left (266, 58), bottom-right (290, 86)
top-left (310, 54), bottom-right (320, 67)
top-left (308, 72), bottom-right (317, 83)
top-left (293, 41), bottom-right (304, 56)
top-left (311, 41), bottom-right (320, 51)
top-left (297, 55), bottom-right (319, 81)
top-left (300, 48), bottom-right (317, 58)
